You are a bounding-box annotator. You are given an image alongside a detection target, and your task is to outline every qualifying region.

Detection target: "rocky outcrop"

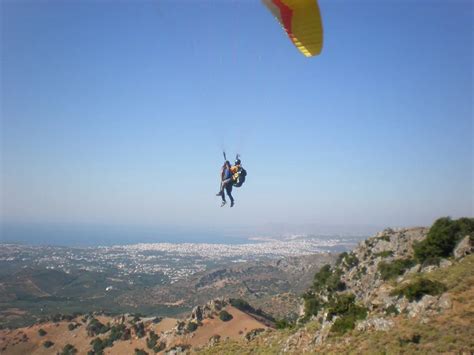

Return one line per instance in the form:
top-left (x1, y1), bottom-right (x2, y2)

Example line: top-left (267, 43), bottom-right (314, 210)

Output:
top-left (356, 317), bottom-right (394, 331)
top-left (189, 298), bottom-right (226, 323)
top-left (245, 328), bottom-right (265, 341)
top-left (208, 334), bottom-right (221, 346)
top-left (339, 227), bottom-right (428, 307)
top-left (454, 236), bottom-right (473, 259)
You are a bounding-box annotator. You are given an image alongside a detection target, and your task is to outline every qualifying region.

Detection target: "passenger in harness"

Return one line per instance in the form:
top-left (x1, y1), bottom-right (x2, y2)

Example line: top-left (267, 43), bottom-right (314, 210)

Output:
top-left (230, 158), bottom-right (247, 188)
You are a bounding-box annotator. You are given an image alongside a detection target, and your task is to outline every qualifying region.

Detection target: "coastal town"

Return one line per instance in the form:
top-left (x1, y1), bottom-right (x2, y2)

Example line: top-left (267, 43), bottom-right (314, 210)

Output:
top-left (0, 236), bottom-right (357, 284)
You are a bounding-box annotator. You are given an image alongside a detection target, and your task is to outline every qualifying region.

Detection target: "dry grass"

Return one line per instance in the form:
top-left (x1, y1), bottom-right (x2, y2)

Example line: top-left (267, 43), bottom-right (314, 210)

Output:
top-left (200, 256), bottom-right (474, 354)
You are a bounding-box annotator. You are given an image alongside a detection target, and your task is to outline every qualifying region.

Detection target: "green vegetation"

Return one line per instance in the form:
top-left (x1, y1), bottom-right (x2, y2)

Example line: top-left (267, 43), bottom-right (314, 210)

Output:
top-left (60, 344), bottom-right (78, 355)
top-left (229, 298), bottom-right (273, 320)
top-left (133, 322), bottom-right (146, 338)
top-left (336, 252), bottom-right (348, 266)
top-left (374, 250), bottom-right (394, 258)
top-left (146, 330), bottom-right (159, 349)
top-left (312, 265), bottom-right (346, 292)
top-left (68, 323), bottom-right (80, 331)
top-left (153, 342), bottom-right (166, 353)
top-left (89, 338), bottom-right (106, 355)
top-left (87, 324), bottom-right (130, 354)
top-left (302, 292), bottom-right (323, 318)
top-left (378, 258), bottom-right (416, 280)
top-left (414, 217), bottom-right (474, 262)
top-left (134, 349), bottom-right (148, 355)
top-left (377, 235), bottom-right (391, 242)
top-left (275, 319), bottom-right (294, 329)
top-left (302, 264), bottom-right (349, 320)
top-left (391, 278), bottom-right (447, 301)
top-left (355, 266), bottom-right (367, 280)
top-left (109, 324), bottom-right (130, 341)
top-left (186, 322), bottom-right (198, 332)
top-left (132, 313), bottom-right (143, 322)
top-left (43, 340), bottom-right (54, 348)
top-left (38, 328), bottom-right (47, 336)
top-left (219, 310), bottom-right (233, 322)
top-left (343, 253), bottom-right (359, 268)
top-left (229, 298), bottom-right (253, 312)
top-left (385, 304), bottom-right (399, 316)
top-left (86, 318), bottom-right (110, 337)
top-left (399, 334), bottom-right (421, 346)
top-left (327, 293), bottom-right (367, 335)
top-left (152, 317), bottom-right (162, 324)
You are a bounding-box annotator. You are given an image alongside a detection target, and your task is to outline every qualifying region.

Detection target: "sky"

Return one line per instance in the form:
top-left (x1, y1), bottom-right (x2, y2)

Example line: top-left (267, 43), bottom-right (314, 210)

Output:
top-left (1, 0), bottom-right (473, 242)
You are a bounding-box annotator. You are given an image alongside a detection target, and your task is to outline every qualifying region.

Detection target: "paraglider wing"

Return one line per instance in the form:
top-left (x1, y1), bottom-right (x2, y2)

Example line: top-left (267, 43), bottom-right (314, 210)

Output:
top-left (262, 0), bottom-right (323, 57)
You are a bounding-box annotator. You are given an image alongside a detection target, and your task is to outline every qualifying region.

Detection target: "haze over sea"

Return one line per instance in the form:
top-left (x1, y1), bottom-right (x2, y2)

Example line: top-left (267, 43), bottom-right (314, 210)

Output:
top-left (0, 222), bottom-right (366, 249)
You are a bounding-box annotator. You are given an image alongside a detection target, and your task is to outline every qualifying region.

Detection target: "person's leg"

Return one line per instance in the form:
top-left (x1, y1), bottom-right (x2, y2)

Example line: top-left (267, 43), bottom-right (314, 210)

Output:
top-left (226, 185), bottom-right (234, 207)
top-left (217, 178), bottom-right (231, 196)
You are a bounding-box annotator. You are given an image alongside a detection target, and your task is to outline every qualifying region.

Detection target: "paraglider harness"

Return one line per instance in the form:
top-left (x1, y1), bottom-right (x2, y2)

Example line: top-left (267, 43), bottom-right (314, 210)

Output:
top-left (223, 152), bottom-right (247, 188)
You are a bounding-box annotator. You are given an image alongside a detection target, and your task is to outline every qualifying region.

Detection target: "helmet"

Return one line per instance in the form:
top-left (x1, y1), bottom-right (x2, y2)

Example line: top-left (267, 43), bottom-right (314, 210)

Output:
top-left (235, 159), bottom-right (241, 165)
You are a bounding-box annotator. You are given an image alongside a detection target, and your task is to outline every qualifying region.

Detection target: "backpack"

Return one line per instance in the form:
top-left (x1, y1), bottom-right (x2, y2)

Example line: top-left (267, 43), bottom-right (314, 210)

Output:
top-left (233, 167), bottom-right (247, 188)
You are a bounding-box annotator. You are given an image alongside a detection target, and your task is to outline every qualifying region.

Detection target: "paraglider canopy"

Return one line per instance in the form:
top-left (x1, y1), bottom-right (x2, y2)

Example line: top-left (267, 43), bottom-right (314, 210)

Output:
top-left (262, 0), bottom-right (324, 57)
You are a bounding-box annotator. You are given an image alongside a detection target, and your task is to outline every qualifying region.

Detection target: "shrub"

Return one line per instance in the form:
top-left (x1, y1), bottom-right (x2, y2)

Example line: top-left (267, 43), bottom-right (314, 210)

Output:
top-left (385, 304), bottom-right (399, 316)
top-left (132, 314), bottom-right (143, 322)
top-left (146, 330), bottom-right (159, 349)
top-left (186, 322), bottom-right (198, 332)
top-left (132, 322), bottom-right (146, 338)
top-left (327, 293), bottom-right (367, 335)
top-left (219, 310), bottom-right (233, 322)
top-left (391, 278), bottom-right (447, 301)
top-left (90, 337), bottom-right (106, 354)
top-left (228, 298), bottom-right (272, 320)
top-left (343, 253), bottom-right (359, 268)
top-left (313, 265), bottom-right (332, 290)
top-left (421, 256), bottom-right (441, 267)
top-left (68, 323), bottom-right (78, 331)
top-left (378, 258), bottom-right (416, 280)
top-left (399, 334), bottom-right (421, 345)
top-left (330, 315), bottom-right (357, 335)
top-left (152, 317), bottom-right (163, 324)
top-left (153, 341), bottom-right (166, 352)
top-left (275, 319), bottom-right (293, 329)
top-left (229, 298), bottom-right (252, 311)
top-left (38, 328), bottom-right (47, 336)
top-left (336, 252), bottom-right (348, 266)
top-left (374, 250), bottom-right (393, 258)
top-left (378, 235), bottom-right (391, 242)
top-left (326, 293), bottom-right (367, 322)
top-left (313, 265), bottom-right (346, 292)
top-left (43, 340), bottom-right (54, 348)
top-left (109, 324), bottom-right (128, 342)
top-left (134, 349), bottom-right (148, 355)
top-left (327, 269), bottom-right (346, 292)
top-left (414, 217), bottom-right (474, 262)
top-left (86, 318), bottom-right (109, 337)
top-left (302, 292), bottom-right (323, 318)
top-left (60, 344), bottom-right (78, 355)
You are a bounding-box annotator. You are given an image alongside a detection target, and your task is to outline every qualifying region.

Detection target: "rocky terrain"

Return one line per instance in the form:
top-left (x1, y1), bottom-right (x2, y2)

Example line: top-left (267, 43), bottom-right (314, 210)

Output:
top-left (205, 219), bottom-right (474, 353)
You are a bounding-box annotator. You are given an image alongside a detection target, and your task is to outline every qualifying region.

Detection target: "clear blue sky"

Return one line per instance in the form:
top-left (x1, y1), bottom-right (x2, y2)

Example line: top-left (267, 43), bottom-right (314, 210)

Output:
top-left (1, 0), bottom-right (472, 239)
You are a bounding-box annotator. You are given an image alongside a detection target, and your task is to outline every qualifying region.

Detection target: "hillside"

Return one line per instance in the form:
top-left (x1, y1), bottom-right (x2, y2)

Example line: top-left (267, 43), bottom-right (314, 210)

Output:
top-left (203, 218), bottom-right (474, 353)
top-left (117, 253), bottom-right (336, 321)
top-left (1, 218), bottom-right (472, 354)
top-left (0, 299), bottom-right (271, 354)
